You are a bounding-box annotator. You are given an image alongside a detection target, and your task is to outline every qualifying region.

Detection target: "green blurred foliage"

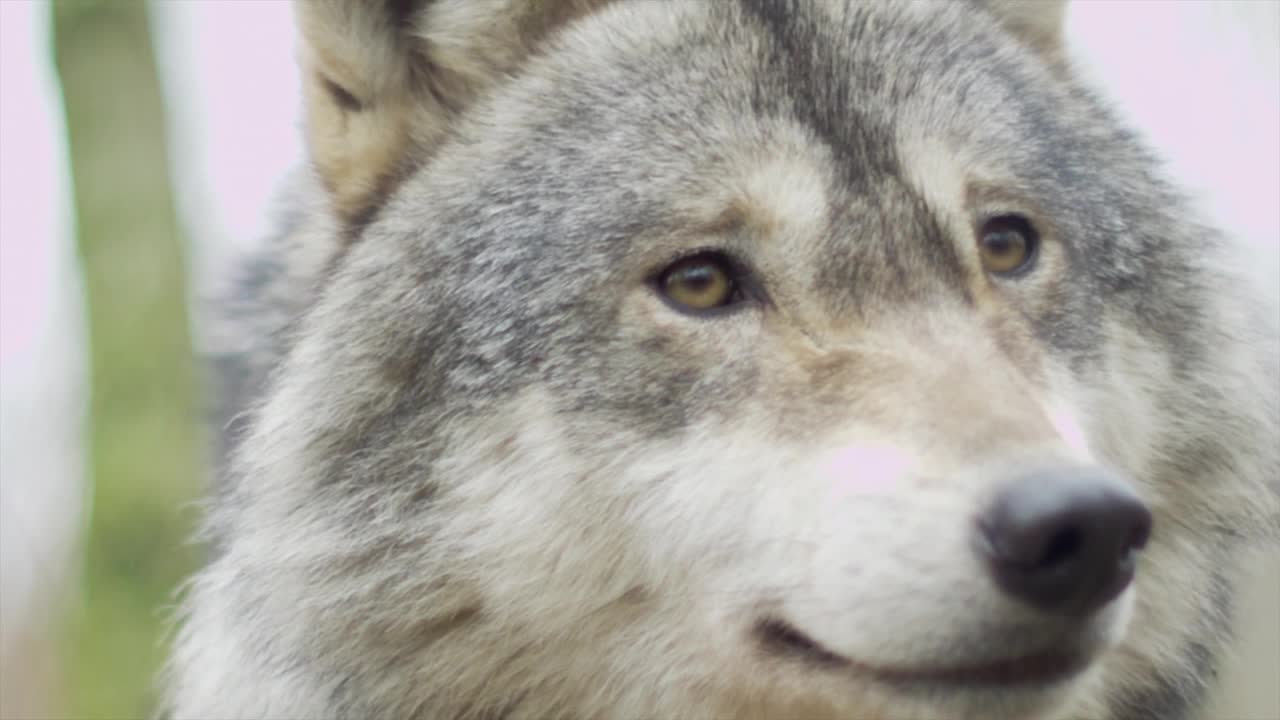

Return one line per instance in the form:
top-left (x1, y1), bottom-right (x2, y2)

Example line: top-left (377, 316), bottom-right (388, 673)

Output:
top-left (53, 1), bottom-right (204, 716)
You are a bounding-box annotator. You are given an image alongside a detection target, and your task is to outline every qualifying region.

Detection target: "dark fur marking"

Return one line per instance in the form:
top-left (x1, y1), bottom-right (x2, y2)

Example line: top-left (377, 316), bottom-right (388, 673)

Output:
top-left (322, 74), bottom-right (364, 113)
top-left (338, 163), bottom-right (413, 246)
top-left (738, 2), bottom-right (973, 312)
top-left (321, 606), bottom-right (484, 716)
top-left (755, 618), bottom-right (849, 668)
top-left (387, 0), bottom-right (419, 30)
top-left (1105, 568), bottom-right (1235, 720)
top-left (619, 585), bottom-right (650, 605)
top-left (1106, 640), bottom-right (1215, 720)
top-left (740, 0), bottom-right (897, 192)
top-left (408, 604), bottom-right (484, 651)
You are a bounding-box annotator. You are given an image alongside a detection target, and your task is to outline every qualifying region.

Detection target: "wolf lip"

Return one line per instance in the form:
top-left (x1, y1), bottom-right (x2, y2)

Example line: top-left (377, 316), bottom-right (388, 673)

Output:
top-left (858, 647), bottom-right (1092, 688)
top-left (757, 619), bottom-right (1091, 688)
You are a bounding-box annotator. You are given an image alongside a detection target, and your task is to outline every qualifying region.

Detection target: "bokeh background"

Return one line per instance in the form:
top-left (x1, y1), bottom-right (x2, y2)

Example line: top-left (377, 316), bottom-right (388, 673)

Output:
top-left (0, 1), bottom-right (1275, 718)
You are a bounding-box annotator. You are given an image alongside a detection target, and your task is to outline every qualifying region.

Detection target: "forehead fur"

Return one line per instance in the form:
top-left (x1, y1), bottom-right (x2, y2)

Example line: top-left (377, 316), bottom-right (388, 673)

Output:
top-left (342, 0), bottom-right (1153, 343)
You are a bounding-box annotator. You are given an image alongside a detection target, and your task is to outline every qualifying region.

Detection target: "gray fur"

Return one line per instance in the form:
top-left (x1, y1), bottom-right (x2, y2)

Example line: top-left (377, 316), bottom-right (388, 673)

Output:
top-left (169, 2), bottom-right (1279, 719)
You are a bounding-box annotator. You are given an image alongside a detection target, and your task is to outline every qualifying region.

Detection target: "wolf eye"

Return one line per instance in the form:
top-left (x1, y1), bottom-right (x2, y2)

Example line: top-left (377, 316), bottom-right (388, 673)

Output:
top-left (978, 215), bottom-right (1038, 276)
top-left (657, 253), bottom-right (740, 311)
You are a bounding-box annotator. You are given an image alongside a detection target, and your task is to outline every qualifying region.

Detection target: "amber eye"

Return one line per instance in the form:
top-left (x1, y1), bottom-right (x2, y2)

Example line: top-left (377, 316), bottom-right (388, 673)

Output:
top-left (658, 253), bottom-right (738, 311)
top-left (978, 215), bottom-right (1038, 276)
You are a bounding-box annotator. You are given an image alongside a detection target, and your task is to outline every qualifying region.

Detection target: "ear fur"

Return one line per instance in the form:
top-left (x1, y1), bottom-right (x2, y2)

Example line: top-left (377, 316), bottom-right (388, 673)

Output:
top-left (977, 0), bottom-right (1068, 58)
top-left (294, 0), bottom-right (608, 230)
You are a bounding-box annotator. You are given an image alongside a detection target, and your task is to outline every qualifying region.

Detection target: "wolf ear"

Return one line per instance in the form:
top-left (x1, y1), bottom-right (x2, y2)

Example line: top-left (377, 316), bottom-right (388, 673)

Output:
top-left (977, 0), bottom-right (1068, 57)
top-left (295, 0), bottom-right (604, 227)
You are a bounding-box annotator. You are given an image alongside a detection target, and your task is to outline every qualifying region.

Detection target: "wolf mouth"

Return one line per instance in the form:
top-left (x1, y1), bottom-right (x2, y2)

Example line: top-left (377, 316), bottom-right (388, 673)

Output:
top-left (756, 618), bottom-right (1093, 689)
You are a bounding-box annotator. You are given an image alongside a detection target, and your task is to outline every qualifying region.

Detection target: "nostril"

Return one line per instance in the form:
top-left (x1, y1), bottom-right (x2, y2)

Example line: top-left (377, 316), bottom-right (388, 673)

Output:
top-left (1126, 512), bottom-right (1152, 553)
top-left (1039, 526), bottom-right (1082, 569)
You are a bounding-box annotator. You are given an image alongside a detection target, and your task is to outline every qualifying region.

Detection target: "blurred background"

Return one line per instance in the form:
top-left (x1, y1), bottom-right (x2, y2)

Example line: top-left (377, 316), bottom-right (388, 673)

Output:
top-left (0, 1), bottom-right (1275, 718)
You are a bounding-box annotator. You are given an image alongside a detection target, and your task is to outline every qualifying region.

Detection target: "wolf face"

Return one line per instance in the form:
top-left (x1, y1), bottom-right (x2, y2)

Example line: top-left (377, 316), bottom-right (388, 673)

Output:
top-left (169, 2), bottom-right (1280, 719)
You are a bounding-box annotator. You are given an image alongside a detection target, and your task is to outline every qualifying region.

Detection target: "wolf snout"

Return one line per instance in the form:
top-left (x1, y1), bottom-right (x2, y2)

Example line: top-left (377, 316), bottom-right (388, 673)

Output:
top-left (976, 468), bottom-right (1152, 617)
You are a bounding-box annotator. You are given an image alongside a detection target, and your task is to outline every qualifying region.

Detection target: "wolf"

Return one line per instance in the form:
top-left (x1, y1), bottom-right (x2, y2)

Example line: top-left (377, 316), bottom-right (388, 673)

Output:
top-left (166, 1), bottom-right (1280, 718)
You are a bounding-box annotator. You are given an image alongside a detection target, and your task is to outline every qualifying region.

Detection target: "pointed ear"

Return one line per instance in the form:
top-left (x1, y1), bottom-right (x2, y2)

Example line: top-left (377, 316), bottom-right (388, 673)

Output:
top-left (295, 0), bottom-right (605, 229)
top-left (978, 0), bottom-right (1068, 58)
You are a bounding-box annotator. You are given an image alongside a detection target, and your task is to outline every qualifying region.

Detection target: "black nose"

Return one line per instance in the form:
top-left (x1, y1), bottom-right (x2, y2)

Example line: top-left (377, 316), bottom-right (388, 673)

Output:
top-left (976, 468), bottom-right (1152, 617)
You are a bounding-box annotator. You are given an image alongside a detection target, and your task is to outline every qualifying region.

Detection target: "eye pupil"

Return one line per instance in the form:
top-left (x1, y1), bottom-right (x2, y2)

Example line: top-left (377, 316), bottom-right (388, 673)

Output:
top-left (985, 232), bottom-right (1017, 255)
top-left (670, 266), bottom-right (714, 291)
top-left (657, 253), bottom-right (739, 312)
top-left (978, 215), bottom-right (1037, 276)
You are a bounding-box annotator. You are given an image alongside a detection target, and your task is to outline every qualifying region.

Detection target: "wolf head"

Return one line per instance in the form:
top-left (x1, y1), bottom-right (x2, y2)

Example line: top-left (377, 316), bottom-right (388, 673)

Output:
top-left (170, 2), bottom-right (1280, 719)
